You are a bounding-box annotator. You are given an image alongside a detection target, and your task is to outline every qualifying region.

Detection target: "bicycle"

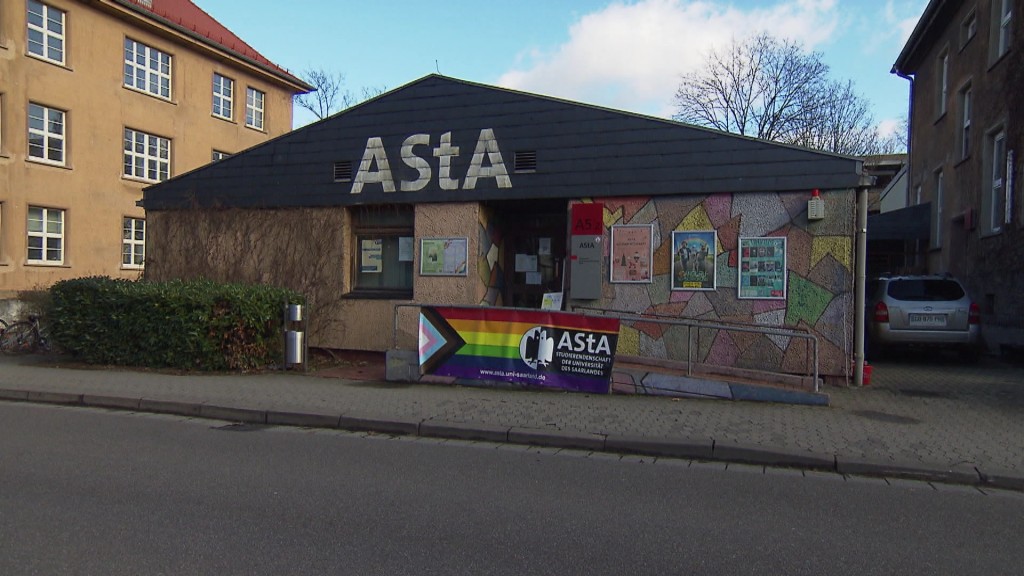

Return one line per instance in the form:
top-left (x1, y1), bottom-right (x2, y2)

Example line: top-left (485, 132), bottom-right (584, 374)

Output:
top-left (0, 314), bottom-right (50, 354)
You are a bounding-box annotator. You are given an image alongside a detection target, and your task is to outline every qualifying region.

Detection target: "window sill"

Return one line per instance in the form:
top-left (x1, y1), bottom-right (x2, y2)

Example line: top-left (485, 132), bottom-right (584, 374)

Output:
top-left (24, 262), bottom-right (70, 268)
top-left (343, 291), bottom-right (414, 301)
top-left (120, 266), bottom-right (144, 271)
top-left (954, 154), bottom-right (971, 168)
top-left (933, 111), bottom-right (947, 125)
top-left (26, 52), bottom-right (71, 70)
top-left (123, 85), bottom-right (175, 105)
top-left (212, 114), bottom-right (236, 124)
top-left (122, 175), bottom-right (163, 186)
top-left (26, 157), bottom-right (71, 170)
top-left (988, 49), bottom-right (1011, 71)
top-left (244, 124), bottom-right (267, 134)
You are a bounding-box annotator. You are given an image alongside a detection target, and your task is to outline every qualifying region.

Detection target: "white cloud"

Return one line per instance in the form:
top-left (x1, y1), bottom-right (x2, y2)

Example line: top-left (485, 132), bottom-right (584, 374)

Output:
top-left (886, 0), bottom-right (930, 45)
top-left (496, 0), bottom-right (840, 118)
top-left (877, 117), bottom-right (901, 138)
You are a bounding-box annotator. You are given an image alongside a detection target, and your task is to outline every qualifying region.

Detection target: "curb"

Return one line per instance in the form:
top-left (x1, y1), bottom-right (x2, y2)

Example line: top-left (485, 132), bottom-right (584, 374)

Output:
top-left (2, 388), bottom-right (1022, 492)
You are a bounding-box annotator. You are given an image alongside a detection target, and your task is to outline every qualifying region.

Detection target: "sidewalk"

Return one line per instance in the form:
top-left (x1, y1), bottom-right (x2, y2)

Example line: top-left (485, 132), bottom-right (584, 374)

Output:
top-left (2, 352), bottom-right (1022, 491)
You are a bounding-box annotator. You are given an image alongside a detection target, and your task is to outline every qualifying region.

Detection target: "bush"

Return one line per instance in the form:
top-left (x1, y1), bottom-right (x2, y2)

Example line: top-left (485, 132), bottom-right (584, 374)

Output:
top-left (48, 277), bottom-right (303, 371)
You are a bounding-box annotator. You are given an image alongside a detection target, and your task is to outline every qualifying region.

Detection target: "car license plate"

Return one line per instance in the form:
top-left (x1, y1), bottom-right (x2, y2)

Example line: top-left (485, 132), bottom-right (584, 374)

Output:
top-left (909, 313), bottom-right (946, 327)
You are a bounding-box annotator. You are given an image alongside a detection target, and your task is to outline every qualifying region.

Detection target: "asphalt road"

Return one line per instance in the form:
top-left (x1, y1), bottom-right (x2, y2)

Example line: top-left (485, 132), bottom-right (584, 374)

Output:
top-left (2, 402), bottom-right (1022, 575)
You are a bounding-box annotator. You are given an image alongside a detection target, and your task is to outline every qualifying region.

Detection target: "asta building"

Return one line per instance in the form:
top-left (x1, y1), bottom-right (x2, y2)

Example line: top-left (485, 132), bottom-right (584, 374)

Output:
top-left (0, 0), bottom-right (311, 298)
top-left (143, 75), bottom-right (871, 383)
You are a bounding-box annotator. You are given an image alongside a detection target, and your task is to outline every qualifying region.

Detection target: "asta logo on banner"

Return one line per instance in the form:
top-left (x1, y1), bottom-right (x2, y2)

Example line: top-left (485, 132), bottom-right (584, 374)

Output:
top-left (519, 325), bottom-right (614, 377)
top-left (519, 327), bottom-right (555, 369)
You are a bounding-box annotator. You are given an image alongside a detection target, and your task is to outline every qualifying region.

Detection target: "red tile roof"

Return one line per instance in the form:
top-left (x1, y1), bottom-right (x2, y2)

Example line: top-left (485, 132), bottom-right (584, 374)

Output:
top-left (118, 0), bottom-right (309, 90)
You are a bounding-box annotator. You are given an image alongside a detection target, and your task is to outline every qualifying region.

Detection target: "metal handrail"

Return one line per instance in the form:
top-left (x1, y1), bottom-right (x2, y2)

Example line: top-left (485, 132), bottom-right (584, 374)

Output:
top-left (572, 306), bottom-right (820, 392)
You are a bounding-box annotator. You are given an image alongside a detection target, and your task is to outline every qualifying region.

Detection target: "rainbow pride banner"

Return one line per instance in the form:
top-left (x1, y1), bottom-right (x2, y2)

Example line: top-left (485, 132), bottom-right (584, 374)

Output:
top-left (419, 307), bottom-right (620, 393)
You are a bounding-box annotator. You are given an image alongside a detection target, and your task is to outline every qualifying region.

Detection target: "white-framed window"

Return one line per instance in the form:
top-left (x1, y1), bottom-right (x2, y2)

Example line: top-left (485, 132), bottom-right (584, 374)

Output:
top-left (27, 0), bottom-right (65, 65)
top-left (123, 128), bottom-right (170, 182)
top-left (936, 50), bottom-right (949, 116)
top-left (996, 0), bottom-right (1013, 57)
top-left (960, 10), bottom-right (977, 48)
top-left (933, 169), bottom-right (944, 248)
top-left (212, 74), bottom-right (233, 120)
top-left (122, 217), bottom-right (145, 268)
top-left (245, 87), bottom-right (265, 130)
top-left (27, 102), bottom-right (65, 165)
top-left (211, 150), bottom-right (230, 162)
top-left (958, 85), bottom-right (972, 160)
top-left (988, 129), bottom-right (1008, 233)
top-left (124, 38), bottom-right (172, 99)
top-left (27, 206), bottom-right (63, 264)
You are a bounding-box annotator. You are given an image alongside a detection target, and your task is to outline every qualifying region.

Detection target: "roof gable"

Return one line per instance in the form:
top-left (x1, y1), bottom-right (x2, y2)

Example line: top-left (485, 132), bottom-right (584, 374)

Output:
top-left (143, 75), bottom-right (863, 210)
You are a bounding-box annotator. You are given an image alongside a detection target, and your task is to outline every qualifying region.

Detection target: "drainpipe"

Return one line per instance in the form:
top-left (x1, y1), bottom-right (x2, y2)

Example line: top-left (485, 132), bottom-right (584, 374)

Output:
top-left (854, 178), bottom-right (870, 386)
top-left (862, 67), bottom-right (914, 386)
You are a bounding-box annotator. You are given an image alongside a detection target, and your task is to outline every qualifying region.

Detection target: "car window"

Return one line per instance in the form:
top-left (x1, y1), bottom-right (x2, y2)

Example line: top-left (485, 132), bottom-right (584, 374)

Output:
top-left (887, 279), bottom-right (965, 301)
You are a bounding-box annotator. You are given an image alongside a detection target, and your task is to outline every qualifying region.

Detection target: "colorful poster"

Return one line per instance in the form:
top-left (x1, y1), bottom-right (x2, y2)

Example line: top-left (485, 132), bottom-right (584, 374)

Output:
top-left (418, 307), bottom-right (620, 394)
top-left (738, 237), bottom-right (787, 299)
top-left (671, 231), bottom-right (717, 290)
top-left (610, 225), bottom-right (653, 283)
top-left (360, 238), bottom-right (382, 273)
top-left (420, 237), bottom-right (468, 276)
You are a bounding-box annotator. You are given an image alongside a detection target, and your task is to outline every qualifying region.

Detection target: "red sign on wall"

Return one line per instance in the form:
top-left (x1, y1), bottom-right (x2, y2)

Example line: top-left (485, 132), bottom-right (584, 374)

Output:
top-left (571, 203), bottom-right (603, 235)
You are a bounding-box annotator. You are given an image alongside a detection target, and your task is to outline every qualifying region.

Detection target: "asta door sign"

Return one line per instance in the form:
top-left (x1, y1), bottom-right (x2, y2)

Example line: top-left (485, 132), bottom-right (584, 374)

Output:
top-left (350, 129), bottom-right (512, 194)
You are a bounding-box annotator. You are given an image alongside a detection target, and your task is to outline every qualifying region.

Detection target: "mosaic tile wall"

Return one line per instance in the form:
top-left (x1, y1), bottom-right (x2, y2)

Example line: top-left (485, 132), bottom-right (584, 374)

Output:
top-left (477, 204), bottom-right (505, 307)
top-left (586, 191), bottom-right (856, 379)
top-left (468, 192), bottom-right (856, 380)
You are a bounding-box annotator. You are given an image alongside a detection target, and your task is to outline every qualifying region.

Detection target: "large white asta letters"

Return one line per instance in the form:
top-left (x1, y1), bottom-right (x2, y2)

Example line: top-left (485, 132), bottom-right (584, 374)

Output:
top-left (350, 129), bottom-right (512, 194)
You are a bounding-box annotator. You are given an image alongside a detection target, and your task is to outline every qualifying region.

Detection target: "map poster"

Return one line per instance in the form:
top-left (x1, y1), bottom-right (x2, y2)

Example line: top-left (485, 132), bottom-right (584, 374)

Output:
top-left (671, 231), bottom-right (717, 290)
top-left (738, 237), bottom-right (787, 299)
top-left (609, 224), bottom-right (653, 283)
top-left (420, 237), bottom-right (469, 276)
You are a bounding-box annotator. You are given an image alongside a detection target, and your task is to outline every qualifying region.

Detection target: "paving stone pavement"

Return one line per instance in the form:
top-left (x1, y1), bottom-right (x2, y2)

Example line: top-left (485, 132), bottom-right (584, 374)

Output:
top-left (1, 351), bottom-right (1022, 490)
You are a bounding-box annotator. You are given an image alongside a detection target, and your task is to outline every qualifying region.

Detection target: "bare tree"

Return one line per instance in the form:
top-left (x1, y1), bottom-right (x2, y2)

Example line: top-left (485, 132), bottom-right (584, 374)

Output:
top-left (294, 68), bottom-right (387, 120)
top-left (674, 33), bottom-right (891, 155)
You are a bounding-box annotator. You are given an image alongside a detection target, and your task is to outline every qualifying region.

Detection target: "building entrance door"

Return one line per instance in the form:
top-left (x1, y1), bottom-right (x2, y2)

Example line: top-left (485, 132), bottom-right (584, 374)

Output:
top-left (495, 202), bottom-right (568, 309)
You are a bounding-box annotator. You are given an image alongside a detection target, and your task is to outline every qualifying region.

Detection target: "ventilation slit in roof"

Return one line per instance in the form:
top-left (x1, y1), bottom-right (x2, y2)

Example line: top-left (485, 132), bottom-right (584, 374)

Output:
top-left (514, 151), bottom-right (537, 173)
top-left (334, 161), bottom-right (352, 182)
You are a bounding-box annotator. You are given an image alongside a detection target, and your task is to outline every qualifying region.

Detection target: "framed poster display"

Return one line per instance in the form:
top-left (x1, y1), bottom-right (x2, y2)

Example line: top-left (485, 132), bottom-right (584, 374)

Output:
top-left (671, 231), bottom-right (717, 290)
top-left (610, 224), bottom-right (654, 283)
top-left (420, 237), bottom-right (468, 276)
top-left (738, 237), bottom-right (787, 299)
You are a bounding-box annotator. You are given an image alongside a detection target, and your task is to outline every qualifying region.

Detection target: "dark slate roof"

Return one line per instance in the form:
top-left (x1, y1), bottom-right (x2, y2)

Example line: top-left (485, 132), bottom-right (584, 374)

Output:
top-left (142, 75), bottom-right (864, 210)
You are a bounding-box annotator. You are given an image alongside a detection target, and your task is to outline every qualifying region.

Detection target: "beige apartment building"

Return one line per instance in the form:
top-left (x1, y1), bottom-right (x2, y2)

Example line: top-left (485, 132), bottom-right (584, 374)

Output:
top-left (0, 0), bottom-right (310, 300)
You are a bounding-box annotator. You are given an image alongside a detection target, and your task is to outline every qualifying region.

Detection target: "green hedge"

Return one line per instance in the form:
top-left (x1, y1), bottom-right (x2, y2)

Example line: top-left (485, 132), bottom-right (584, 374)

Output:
top-left (48, 277), bottom-right (303, 371)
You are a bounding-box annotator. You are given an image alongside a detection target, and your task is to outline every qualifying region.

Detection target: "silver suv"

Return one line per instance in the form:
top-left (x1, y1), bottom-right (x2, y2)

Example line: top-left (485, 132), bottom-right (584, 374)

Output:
top-left (866, 274), bottom-right (981, 361)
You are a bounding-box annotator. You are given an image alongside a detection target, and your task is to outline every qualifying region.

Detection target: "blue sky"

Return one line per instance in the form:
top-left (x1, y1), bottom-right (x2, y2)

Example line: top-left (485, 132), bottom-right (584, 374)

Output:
top-left (197, 0), bottom-right (929, 133)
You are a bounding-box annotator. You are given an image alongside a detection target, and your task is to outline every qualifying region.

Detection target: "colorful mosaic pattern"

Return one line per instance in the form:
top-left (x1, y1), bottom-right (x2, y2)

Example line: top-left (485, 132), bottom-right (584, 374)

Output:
top-left (592, 191), bottom-right (855, 379)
